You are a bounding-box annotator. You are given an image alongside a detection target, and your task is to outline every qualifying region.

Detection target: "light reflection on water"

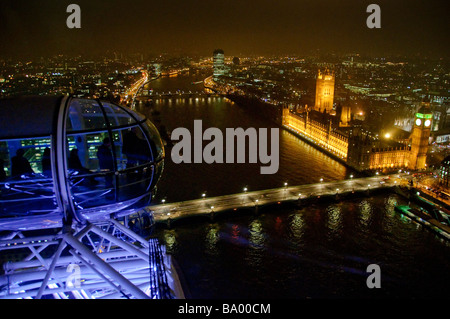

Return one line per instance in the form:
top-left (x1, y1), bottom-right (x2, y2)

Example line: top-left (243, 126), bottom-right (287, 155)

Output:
top-left (205, 224), bottom-right (219, 256)
top-left (359, 199), bottom-right (372, 228)
top-left (289, 213), bottom-right (305, 243)
top-left (249, 219), bottom-right (265, 250)
top-left (326, 204), bottom-right (342, 239)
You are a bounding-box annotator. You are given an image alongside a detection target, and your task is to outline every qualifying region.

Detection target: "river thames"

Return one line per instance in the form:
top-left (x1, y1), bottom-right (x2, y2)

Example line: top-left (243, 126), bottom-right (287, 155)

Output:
top-left (136, 74), bottom-right (450, 298)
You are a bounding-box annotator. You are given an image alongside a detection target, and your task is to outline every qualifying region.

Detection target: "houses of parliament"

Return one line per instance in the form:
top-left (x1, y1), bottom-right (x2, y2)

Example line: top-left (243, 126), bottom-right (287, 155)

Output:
top-left (282, 68), bottom-right (431, 172)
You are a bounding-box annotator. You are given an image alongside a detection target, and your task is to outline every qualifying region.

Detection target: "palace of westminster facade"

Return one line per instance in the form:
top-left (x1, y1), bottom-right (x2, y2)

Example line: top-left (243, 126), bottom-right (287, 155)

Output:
top-left (282, 68), bottom-right (432, 172)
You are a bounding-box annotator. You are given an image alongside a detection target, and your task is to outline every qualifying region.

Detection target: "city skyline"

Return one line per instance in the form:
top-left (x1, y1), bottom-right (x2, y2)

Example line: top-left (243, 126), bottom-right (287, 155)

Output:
top-left (0, 0), bottom-right (448, 59)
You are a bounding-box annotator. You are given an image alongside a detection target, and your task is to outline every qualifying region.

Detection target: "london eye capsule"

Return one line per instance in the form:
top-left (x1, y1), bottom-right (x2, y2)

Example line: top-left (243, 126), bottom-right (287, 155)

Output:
top-left (0, 96), bottom-right (164, 231)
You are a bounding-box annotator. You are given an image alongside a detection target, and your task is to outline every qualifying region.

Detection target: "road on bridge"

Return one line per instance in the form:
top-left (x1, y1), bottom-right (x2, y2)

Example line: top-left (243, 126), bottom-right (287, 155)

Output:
top-left (150, 174), bottom-right (409, 222)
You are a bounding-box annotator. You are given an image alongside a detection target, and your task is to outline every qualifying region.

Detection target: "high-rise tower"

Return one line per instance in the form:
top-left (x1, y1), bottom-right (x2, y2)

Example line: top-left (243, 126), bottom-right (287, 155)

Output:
top-left (314, 69), bottom-right (335, 114)
top-left (339, 105), bottom-right (352, 127)
top-left (410, 98), bottom-right (432, 170)
top-left (213, 49), bottom-right (225, 81)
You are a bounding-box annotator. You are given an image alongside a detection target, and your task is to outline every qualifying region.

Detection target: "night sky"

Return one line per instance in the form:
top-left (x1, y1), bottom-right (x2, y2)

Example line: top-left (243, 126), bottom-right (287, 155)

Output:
top-left (0, 0), bottom-right (448, 59)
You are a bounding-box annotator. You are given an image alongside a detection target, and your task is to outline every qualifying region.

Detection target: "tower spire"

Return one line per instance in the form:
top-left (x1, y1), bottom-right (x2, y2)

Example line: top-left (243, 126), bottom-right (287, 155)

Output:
top-left (314, 68), bottom-right (335, 114)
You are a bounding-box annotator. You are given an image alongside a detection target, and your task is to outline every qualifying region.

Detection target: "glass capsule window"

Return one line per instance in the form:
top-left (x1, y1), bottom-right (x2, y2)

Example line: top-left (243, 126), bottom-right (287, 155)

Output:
top-left (112, 125), bottom-right (153, 202)
top-left (0, 137), bottom-right (58, 218)
top-left (65, 99), bottom-right (164, 217)
top-left (67, 131), bottom-right (117, 210)
top-left (143, 119), bottom-right (165, 162)
top-left (66, 99), bottom-right (108, 132)
top-left (102, 101), bottom-right (137, 127)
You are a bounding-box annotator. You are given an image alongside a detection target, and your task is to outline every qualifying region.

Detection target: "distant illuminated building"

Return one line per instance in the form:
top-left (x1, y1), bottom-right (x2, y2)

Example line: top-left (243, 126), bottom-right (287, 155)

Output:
top-left (314, 69), bottom-right (335, 114)
top-left (410, 98), bottom-right (433, 170)
top-left (439, 155), bottom-right (450, 189)
top-left (213, 49), bottom-right (225, 81)
top-left (153, 63), bottom-right (162, 76)
top-left (282, 106), bottom-right (349, 159)
top-left (339, 105), bottom-right (352, 127)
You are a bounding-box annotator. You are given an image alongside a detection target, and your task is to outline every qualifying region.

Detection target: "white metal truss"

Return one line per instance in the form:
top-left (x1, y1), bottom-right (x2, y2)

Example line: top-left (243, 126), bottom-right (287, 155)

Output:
top-left (0, 218), bottom-right (184, 299)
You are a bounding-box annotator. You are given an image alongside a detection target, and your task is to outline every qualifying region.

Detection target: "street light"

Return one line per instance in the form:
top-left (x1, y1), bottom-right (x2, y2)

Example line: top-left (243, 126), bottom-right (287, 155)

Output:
top-left (161, 199), bottom-right (166, 204)
top-left (320, 178), bottom-right (323, 182)
top-left (243, 187), bottom-right (248, 192)
top-left (202, 193), bottom-right (206, 198)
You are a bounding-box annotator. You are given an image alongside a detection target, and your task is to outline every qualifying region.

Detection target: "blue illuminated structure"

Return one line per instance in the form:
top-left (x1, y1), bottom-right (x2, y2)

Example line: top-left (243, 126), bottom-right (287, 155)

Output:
top-left (0, 95), bottom-right (164, 230)
top-left (0, 96), bottom-right (184, 299)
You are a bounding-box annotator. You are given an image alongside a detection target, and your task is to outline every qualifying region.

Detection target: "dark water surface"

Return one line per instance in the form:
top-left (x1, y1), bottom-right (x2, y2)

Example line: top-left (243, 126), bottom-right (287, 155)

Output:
top-left (154, 193), bottom-right (450, 298)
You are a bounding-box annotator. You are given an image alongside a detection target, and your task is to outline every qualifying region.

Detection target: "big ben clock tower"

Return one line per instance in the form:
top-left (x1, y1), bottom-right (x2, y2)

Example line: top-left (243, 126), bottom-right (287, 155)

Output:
top-left (410, 98), bottom-right (432, 170)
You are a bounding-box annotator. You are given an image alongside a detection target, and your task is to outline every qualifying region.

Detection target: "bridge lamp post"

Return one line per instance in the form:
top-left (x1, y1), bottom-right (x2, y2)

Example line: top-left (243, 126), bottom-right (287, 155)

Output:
top-left (161, 199), bottom-right (167, 216)
top-left (241, 188), bottom-right (248, 204)
top-left (202, 193), bottom-right (206, 199)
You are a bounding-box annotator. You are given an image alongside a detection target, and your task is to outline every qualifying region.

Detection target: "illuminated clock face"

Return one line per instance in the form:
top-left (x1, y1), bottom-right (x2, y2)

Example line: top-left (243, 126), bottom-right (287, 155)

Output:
top-left (415, 118), bottom-right (422, 126)
top-left (424, 119), bottom-right (431, 127)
